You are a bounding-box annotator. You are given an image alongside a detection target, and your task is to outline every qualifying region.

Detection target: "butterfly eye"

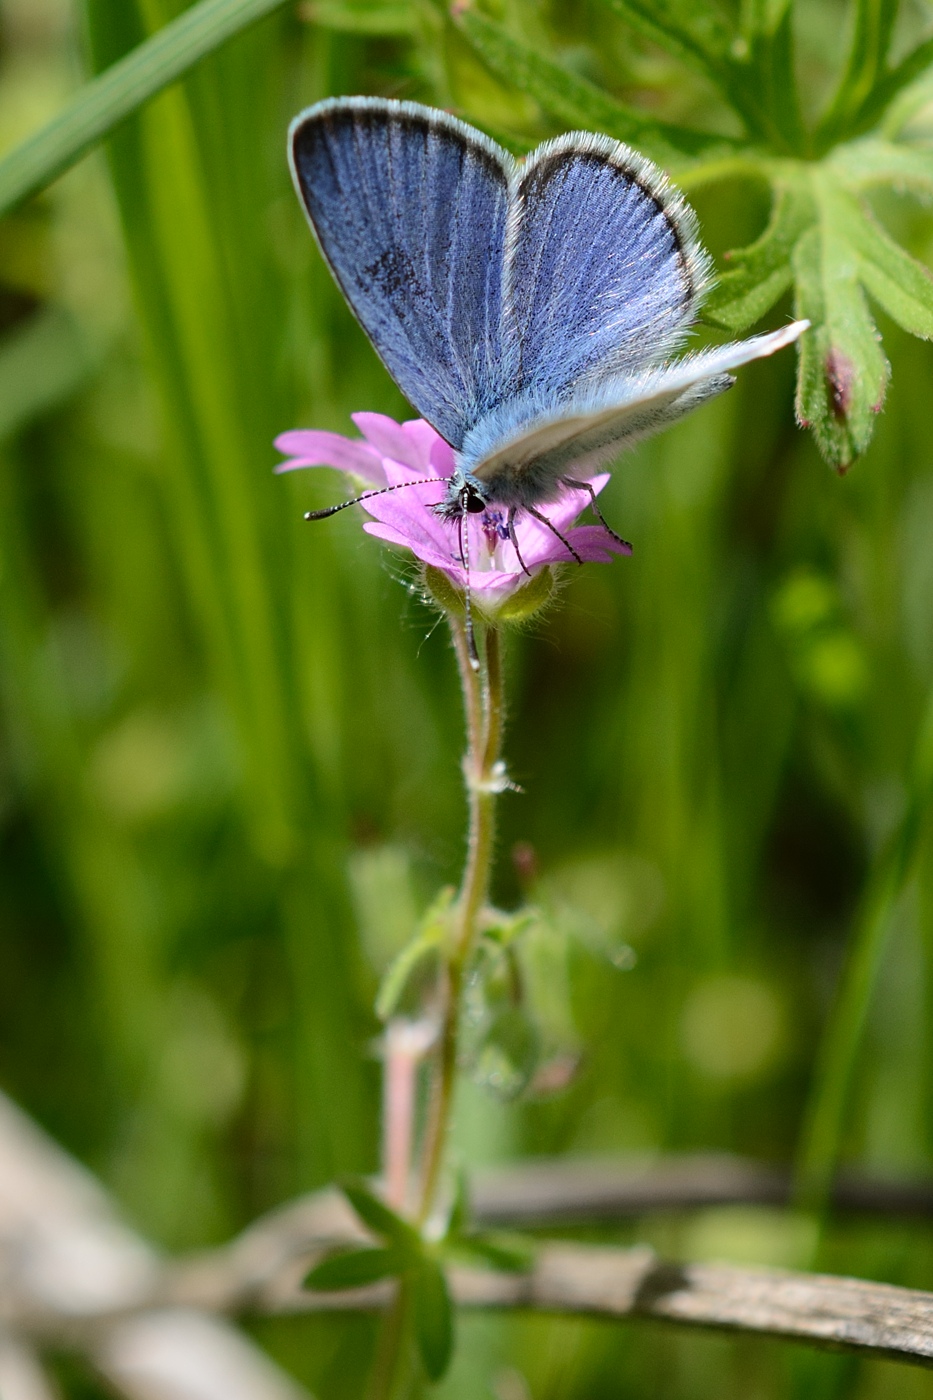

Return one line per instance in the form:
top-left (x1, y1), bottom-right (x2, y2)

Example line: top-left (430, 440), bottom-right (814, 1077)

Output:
top-left (464, 487), bottom-right (487, 514)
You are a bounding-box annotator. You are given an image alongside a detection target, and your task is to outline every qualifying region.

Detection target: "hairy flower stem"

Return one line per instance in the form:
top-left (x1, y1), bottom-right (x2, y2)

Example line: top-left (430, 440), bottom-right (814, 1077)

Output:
top-left (368, 618), bottom-right (505, 1400)
top-left (417, 619), bottom-right (503, 1223)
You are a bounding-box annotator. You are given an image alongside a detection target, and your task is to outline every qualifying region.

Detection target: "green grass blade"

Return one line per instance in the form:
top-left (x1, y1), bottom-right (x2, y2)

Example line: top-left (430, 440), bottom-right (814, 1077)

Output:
top-left (0, 0), bottom-right (287, 219)
top-left (794, 688), bottom-right (933, 1211)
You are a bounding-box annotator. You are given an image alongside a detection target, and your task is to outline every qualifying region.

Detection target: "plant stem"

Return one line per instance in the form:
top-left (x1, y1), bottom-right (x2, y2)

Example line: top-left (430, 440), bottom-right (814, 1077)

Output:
top-left (368, 618), bottom-right (505, 1399)
top-left (417, 619), bottom-right (504, 1224)
top-left (365, 1281), bottom-right (410, 1400)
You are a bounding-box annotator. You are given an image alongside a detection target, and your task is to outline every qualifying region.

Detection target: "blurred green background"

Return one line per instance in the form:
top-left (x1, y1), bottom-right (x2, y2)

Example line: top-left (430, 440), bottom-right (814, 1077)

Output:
top-left (3, 0), bottom-right (933, 1396)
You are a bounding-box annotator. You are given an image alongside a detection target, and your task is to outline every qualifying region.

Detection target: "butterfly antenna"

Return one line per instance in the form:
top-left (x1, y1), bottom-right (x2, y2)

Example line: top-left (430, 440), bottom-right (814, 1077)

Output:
top-left (526, 504), bottom-right (584, 565)
top-left (304, 476), bottom-right (453, 521)
top-left (458, 500), bottom-right (480, 671)
top-left (561, 478), bottom-right (632, 553)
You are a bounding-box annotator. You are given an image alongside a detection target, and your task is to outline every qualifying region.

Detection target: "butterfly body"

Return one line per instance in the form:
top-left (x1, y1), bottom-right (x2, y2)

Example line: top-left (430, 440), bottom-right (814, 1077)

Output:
top-left (288, 95), bottom-right (806, 529)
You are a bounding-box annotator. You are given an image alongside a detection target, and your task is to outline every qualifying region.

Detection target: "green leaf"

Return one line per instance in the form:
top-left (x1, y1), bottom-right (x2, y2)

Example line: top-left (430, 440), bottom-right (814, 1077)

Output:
top-left (599, 0), bottom-right (782, 146)
top-left (304, 1246), bottom-right (405, 1291)
top-left (449, 1231), bottom-right (535, 1272)
top-left (412, 1259), bottom-right (454, 1382)
top-left (816, 0), bottom-right (898, 146)
top-left (829, 137), bottom-right (933, 197)
top-left (303, 0), bottom-right (417, 33)
top-left (471, 1005), bottom-right (540, 1101)
top-left (455, 10), bottom-right (730, 167)
top-left (0, 0), bottom-right (287, 219)
top-left (793, 222), bottom-right (889, 471)
top-left (341, 1180), bottom-right (424, 1258)
top-left (840, 194), bottom-right (933, 338)
top-left (849, 34), bottom-right (933, 137)
top-left (600, 0), bottom-right (731, 78)
top-left (374, 886), bottom-right (452, 1021)
top-left (704, 179), bottom-right (815, 331)
top-left (742, 4), bottom-right (805, 153)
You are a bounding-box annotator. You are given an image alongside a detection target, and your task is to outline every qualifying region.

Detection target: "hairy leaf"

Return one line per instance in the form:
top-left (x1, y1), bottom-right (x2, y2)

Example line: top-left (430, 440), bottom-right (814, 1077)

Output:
top-left (705, 179), bottom-right (815, 331)
top-left (793, 223), bottom-right (889, 471)
top-left (829, 137), bottom-right (933, 197)
top-left (0, 0), bottom-right (287, 218)
top-left (305, 1246), bottom-right (405, 1291)
top-left (838, 191), bottom-right (933, 338)
top-left (412, 1259), bottom-right (454, 1382)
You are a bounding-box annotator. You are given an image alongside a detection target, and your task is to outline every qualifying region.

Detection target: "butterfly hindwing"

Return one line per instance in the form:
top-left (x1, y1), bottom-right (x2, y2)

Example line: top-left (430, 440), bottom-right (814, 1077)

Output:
top-left (289, 98), bottom-right (513, 449)
top-left (505, 135), bottom-right (710, 403)
top-left (465, 323), bottom-right (807, 505)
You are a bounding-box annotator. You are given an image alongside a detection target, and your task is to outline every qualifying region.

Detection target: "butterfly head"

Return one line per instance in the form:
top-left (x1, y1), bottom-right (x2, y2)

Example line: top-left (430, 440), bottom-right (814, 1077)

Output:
top-left (434, 469), bottom-right (489, 522)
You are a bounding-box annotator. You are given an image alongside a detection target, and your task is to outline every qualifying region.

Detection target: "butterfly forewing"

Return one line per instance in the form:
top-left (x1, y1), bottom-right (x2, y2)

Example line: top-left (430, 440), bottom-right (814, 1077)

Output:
top-left (505, 136), bottom-right (709, 403)
top-left (289, 98), bottom-right (512, 450)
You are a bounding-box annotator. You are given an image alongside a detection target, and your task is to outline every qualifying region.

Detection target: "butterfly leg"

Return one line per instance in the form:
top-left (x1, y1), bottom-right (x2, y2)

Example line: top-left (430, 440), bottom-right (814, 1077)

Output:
top-left (458, 504), bottom-right (481, 671)
top-left (526, 504), bottom-right (583, 565)
top-left (561, 478), bottom-right (632, 553)
top-left (507, 506), bottom-right (531, 576)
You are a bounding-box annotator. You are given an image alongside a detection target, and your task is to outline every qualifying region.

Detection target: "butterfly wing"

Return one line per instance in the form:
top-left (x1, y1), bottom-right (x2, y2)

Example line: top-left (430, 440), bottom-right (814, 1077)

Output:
top-left (505, 134), bottom-right (711, 403)
top-left (289, 97), bottom-right (513, 450)
top-left (464, 322), bottom-right (808, 505)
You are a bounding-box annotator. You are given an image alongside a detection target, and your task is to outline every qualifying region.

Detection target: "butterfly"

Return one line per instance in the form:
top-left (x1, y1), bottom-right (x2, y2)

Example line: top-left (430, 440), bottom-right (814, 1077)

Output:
top-left (288, 96), bottom-right (806, 632)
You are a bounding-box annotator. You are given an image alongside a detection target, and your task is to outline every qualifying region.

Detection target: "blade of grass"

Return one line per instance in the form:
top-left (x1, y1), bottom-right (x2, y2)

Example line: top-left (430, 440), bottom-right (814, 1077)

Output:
top-left (0, 0), bottom-right (288, 219)
top-left (794, 687), bottom-right (933, 1211)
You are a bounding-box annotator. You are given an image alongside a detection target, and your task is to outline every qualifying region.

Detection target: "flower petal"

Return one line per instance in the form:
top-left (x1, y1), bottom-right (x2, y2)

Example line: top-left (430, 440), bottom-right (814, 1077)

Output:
top-left (401, 419), bottom-right (449, 473)
top-left (353, 412), bottom-right (427, 470)
top-left (273, 429), bottom-right (386, 485)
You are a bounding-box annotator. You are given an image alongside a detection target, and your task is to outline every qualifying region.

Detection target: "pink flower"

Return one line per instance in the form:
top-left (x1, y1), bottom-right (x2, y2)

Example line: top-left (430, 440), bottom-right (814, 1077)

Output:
top-left (275, 413), bottom-right (630, 606)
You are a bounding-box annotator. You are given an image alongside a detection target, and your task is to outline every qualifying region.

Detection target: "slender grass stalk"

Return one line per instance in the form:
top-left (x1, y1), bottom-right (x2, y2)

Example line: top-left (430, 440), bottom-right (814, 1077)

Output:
top-left (0, 0), bottom-right (289, 218)
top-left (794, 686), bottom-right (933, 1211)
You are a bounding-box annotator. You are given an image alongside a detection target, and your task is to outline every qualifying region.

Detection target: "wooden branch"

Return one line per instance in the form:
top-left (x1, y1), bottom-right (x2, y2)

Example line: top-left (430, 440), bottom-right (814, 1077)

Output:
top-left (0, 1091), bottom-right (311, 1400)
top-left (468, 1154), bottom-right (933, 1226)
top-left (158, 1189), bottom-right (933, 1369)
top-left (5, 1113), bottom-right (933, 1372)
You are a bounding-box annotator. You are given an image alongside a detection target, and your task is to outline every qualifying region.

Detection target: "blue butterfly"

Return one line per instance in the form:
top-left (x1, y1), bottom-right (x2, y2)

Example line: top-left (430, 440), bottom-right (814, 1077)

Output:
top-left (288, 96), bottom-right (806, 559)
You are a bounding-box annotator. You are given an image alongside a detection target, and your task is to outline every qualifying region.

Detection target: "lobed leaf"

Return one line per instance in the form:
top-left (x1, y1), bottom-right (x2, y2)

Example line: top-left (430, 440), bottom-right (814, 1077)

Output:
top-left (454, 10), bottom-right (730, 168)
top-left (742, 5), bottom-right (805, 153)
top-left (829, 136), bottom-right (933, 198)
top-left (0, 0), bottom-right (287, 219)
top-left (705, 179), bottom-right (815, 331)
top-left (849, 33), bottom-right (933, 137)
top-left (793, 223), bottom-right (889, 471)
top-left (599, 0), bottom-right (732, 78)
top-left (837, 189), bottom-right (933, 338)
top-left (305, 1246), bottom-right (405, 1291)
top-left (412, 1259), bottom-right (454, 1382)
top-left (817, 0), bottom-right (898, 146)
